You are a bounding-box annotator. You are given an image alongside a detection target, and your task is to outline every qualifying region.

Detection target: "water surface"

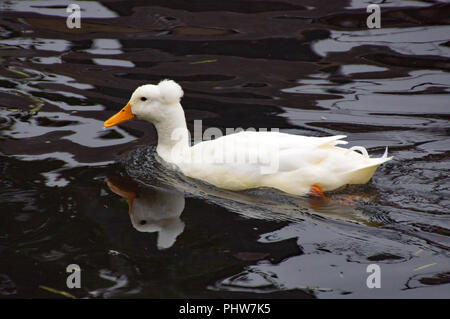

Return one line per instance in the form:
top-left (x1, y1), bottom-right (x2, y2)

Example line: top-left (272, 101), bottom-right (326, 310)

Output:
top-left (0, 0), bottom-right (449, 298)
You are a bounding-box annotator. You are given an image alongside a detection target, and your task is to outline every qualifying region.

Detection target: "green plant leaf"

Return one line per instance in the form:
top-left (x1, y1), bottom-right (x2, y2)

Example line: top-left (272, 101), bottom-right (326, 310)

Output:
top-left (39, 285), bottom-right (76, 299)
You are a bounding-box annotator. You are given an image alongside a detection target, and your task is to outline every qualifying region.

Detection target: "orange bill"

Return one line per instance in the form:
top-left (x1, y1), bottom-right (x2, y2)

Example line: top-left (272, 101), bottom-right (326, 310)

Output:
top-left (106, 178), bottom-right (137, 215)
top-left (104, 103), bottom-right (135, 127)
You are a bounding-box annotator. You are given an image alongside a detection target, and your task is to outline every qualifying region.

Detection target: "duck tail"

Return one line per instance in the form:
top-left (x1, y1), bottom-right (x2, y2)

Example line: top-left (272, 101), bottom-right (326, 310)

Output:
top-left (382, 146), bottom-right (390, 159)
top-left (376, 146), bottom-right (393, 164)
top-left (344, 146), bottom-right (393, 184)
top-left (351, 147), bottom-right (393, 170)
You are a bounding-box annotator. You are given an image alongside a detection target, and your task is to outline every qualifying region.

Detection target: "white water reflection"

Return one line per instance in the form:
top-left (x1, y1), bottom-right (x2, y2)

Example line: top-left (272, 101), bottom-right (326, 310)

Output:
top-left (340, 64), bottom-right (388, 75)
top-left (213, 219), bottom-right (450, 298)
top-left (1, 111), bottom-right (135, 148)
top-left (85, 39), bottom-right (123, 56)
top-left (93, 58), bottom-right (135, 68)
top-left (0, 38), bottom-right (71, 52)
top-left (17, 152), bottom-right (113, 187)
top-left (282, 70), bottom-right (450, 123)
top-left (86, 39), bottom-right (135, 67)
top-left (313, 26), bottom-right (450, 58)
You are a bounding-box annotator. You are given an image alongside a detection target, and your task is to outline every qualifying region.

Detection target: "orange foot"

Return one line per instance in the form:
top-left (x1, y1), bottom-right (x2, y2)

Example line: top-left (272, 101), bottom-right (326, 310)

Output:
top-left (309, 185), bottom-right (325, 199)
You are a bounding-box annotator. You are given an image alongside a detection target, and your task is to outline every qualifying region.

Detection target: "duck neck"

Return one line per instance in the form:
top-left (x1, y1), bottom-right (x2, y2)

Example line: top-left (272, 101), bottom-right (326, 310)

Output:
top-left (154, 103), bottom-right (190, 164)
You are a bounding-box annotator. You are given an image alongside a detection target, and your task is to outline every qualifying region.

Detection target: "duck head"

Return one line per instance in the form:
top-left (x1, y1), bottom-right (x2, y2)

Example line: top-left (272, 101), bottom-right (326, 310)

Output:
top-left (104, 79), bottom-right (184, 127)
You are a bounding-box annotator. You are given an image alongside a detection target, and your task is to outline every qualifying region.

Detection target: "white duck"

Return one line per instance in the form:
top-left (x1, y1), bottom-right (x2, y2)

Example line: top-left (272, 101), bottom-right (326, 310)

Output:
top-left (104, 79), bottom-right (392, 197)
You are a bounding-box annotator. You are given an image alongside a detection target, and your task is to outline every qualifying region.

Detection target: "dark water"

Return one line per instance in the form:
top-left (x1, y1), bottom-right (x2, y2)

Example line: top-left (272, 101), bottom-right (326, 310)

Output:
top-left (0, 0), bottom-right (449, 299)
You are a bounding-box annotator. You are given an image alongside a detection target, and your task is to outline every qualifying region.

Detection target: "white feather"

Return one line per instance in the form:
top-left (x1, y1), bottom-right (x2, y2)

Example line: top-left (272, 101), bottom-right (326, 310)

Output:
top-left (158, 79), bottom-right (183, 103)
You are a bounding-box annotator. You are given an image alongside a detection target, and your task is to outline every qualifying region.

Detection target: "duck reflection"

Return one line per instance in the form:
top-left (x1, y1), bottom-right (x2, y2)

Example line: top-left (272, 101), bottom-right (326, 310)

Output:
top-left (106, 172), bottom-right (382, 250)
top-left (106, 176), bottom-right (185, 250)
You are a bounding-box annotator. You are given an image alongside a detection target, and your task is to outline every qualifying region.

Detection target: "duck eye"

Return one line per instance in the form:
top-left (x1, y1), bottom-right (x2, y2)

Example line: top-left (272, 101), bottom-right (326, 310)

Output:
top-left (140, 97), bottom-right (147, 102)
